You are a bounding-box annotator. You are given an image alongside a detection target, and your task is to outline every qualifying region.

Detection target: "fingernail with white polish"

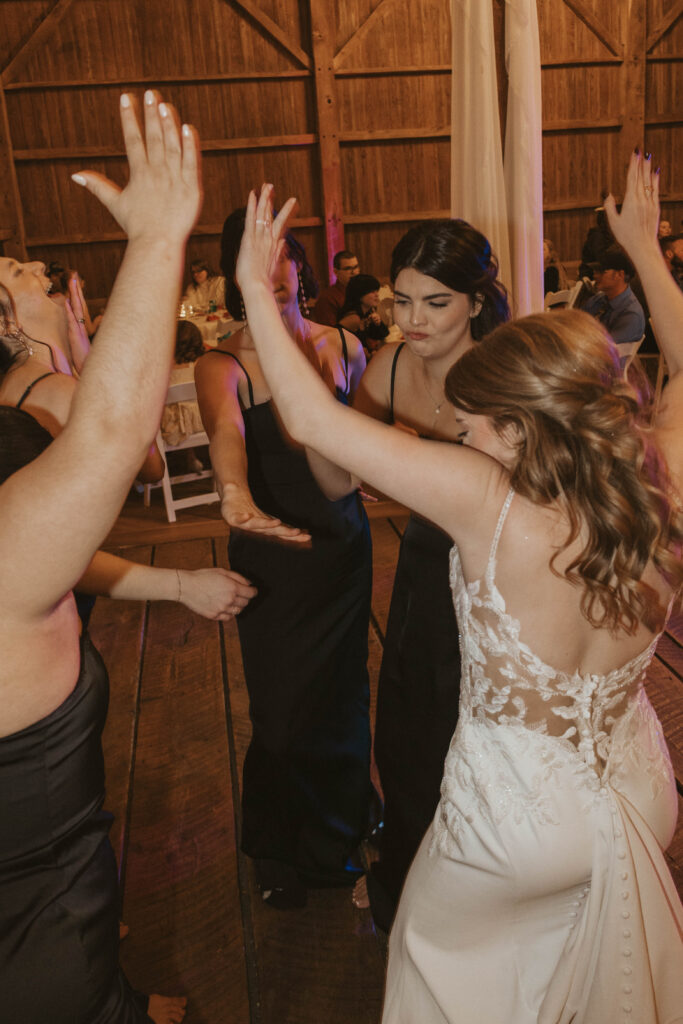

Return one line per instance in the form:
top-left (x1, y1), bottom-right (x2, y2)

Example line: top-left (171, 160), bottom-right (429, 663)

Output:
top-left (159, 103), bottom-right (169, 118)
top-left (182, 124), bottom-right (191, 136)
top-left (71, 173), bottom-right (87, 186)
top-left (144, 90), bottom-right (155, 105)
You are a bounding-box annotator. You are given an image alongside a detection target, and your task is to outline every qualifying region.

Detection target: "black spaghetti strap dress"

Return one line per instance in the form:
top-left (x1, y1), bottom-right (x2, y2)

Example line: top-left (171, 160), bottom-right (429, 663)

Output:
top-left (206, 333), bottom-right (373, 894)
top-left (368, 343), bottom-right (462, 931)
top-left (0, 634), bottom-right (151, 1023)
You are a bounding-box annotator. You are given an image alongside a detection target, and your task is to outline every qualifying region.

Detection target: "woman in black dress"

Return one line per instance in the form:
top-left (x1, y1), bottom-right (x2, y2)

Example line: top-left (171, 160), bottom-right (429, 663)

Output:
top-left (195, 209), bottom-right (373, 908)
top-left (347, 221), bottom-right (510, 929)
top-left (0, 91), bottom-right (200, 1024)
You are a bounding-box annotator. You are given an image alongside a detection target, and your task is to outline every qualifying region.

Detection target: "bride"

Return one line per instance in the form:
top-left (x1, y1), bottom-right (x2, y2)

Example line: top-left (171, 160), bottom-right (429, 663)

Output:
top-left (234, 154), bottom-right (682, 1022)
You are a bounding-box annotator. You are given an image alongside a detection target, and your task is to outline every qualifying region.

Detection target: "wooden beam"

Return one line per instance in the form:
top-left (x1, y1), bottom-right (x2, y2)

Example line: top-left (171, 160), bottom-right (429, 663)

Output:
top-left (646, 0), bottom-right (683, 53)
top-left (542, 118), bottom-right (622, 132)
top-left (339, 127), bottom-right (450, 143)
top-left (334, 0), bottom-right (397, 68)
top-left (344, 210), bottom-right (450, 225)
top-left (334, 64), bottom-right (450, 78)
top-left (227, 0), bottom-right (311, 69)
top-left (1, 0), bottom-right (76, 84)
top-left (4, 70), bottom-right (311, 92)
top-left (26, 217), bottom-right (324, 248)
top-left (620, 0), bottom-right (646, 167)
top-left (14, 134), bottom-right (318, 162)
top-left (561, 0), bottom-right (623, 58)
top-left (0, 78), bottom-right (27, 259)
top-left (309, 0), bottom-right (345, 284)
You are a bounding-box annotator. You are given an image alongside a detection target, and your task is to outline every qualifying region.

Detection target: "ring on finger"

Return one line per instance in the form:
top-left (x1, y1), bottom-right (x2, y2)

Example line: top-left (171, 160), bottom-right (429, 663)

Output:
top-left (644, 185), bottom-right (653, 196)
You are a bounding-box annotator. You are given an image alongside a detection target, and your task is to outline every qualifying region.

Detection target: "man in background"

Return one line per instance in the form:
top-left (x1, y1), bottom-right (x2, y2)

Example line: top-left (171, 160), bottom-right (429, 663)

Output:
top-left (581, 248), bottom-right (645, 365)
top-left (313, 250), bottom-right (360, 326)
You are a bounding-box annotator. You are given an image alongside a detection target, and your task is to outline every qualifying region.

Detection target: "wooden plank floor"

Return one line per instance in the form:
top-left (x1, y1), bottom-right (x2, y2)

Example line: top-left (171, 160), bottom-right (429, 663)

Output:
top-left (91, 492), bottom-right (683, 1024)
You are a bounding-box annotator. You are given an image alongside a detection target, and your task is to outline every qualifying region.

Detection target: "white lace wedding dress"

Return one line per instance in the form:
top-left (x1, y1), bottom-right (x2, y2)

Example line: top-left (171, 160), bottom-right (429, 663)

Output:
top-left (382, 489), bottom-right (683, 1024)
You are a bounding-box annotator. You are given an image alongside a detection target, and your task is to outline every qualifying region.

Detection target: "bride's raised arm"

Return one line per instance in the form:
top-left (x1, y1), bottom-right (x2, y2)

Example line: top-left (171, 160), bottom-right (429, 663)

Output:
top-left (236, 186), bottom-right (504, 542)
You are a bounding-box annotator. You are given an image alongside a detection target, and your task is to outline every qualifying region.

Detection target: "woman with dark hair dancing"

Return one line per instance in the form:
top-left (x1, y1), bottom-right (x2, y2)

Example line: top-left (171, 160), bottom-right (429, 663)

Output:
top-left (234, 152), bottom-right (682, 1021)
top-left (195, 206), bottom-right (373, 908)
top-left (338, 219), bottom-right (510, 929)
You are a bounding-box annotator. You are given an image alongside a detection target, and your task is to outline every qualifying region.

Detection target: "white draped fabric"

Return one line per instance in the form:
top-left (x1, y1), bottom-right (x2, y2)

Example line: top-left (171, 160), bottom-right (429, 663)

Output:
top-left (450, 0), bottom-right (544, 316)
top-left (504, 0), bottom-right (544, 315)
top-left (450, 0), bottom-right (512, 296)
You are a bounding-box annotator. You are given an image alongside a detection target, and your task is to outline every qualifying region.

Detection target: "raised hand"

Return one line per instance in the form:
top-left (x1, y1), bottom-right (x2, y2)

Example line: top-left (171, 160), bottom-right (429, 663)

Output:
top-left (72, 91), bottom-right (202, 244)
top-left (236, 184), bottom-right (297, 293)
top-left (604, 150), bottom-right (660, 258)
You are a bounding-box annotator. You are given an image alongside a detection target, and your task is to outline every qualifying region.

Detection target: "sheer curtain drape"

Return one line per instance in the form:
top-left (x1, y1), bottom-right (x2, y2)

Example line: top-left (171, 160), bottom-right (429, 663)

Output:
top-left (450, 0), bottom-right (543, 316)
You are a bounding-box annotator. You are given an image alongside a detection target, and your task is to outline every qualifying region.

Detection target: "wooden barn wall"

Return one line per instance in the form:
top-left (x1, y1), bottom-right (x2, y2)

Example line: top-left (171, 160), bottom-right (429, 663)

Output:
top-left (0, 0), bottom-right (681, 302)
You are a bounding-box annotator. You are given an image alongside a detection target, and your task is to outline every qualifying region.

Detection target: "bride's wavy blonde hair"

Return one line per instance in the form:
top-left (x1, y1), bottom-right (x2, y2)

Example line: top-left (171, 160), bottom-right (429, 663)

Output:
top-left (446, 310), bottom-right (682, 634)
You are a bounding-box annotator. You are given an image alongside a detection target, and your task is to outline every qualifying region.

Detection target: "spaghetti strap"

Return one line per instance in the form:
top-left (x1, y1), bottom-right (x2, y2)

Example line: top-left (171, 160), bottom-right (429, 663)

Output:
top-left (205, 349), bottom-right (255, 408)
top-left (389, 343), bottom-right (405, 422)
top-left (16, 372), bottom-right (54, 410)
top-left (336, 327), bottom-right (349, 393)
top-left (486, 487), bottom-right (515, 573)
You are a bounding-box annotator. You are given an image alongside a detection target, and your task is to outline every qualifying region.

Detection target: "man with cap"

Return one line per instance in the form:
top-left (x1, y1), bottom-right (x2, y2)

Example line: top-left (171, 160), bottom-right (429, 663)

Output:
top-left (581, 247), bottom-right (646, 365)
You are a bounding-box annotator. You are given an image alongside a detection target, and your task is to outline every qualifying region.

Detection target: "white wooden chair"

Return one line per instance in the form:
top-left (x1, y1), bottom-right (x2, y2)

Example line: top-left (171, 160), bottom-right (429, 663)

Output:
top-left (143, 380), bottom-right (219, 523)
top-left (544, 278), bottom-right (584, 310)
top-left (620, 335), bottom-right (645, 378)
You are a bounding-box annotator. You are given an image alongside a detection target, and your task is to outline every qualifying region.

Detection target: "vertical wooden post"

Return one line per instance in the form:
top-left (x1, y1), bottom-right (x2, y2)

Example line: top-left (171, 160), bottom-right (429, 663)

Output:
top-left (0, 80), bottom-right (27, 260)
top-left (620, 0), bottom-right (646, 168)
top-left (309, 0), bottom-right (344, 285)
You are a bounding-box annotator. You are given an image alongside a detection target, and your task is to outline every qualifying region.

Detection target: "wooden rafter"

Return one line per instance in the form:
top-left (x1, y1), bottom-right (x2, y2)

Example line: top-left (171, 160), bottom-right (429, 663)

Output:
top-left (334, 0), bottom-right (397, 67)
top-left (227, 0), bottom-right (311, 69)
top-left (0, 79), bottom-right (27, 259)
top-left (1, 0), bottom-right (76, 84)
top-left (646, 0), bottom-right (683, 53)
top-left (561, 0), bottom-right (623, 58)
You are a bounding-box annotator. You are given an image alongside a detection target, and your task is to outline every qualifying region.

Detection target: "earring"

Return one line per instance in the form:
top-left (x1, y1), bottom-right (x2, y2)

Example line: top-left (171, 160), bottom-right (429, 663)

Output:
top-left (298, 270), bottom-right (310, 318)
top-left (469, 294), bottom-right (484, 319)
top-left (6, 323), bottom-right (33, 355)
top-left (239, 295), bottom-right (247, 325)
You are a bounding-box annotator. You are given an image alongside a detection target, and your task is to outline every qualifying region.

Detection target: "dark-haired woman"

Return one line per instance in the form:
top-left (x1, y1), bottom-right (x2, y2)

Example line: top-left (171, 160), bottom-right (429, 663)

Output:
top-left (235, 157), bottom-right (683, 1021)
top-left (195, 208), bottom-right (373, 907)
top-left (337, 220), bottom-right (510, 929)
top-left (338, 273), bottom-right (390, 357)
top-left (181, 259), bottom-right (225, 311)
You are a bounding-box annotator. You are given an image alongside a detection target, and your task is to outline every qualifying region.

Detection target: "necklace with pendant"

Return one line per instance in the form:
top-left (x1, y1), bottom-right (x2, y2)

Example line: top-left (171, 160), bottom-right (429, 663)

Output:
top-left (422, 366), bottom-right (446, 416)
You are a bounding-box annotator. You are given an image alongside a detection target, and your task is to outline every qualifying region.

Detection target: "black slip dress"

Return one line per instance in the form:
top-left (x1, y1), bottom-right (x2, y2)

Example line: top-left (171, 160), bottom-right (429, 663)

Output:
top-left (368, 342), bottom-right (462, 931)
top-left (0, 635), bottom-right (151, 1023)
top-left (206, 332), bottom-right (373, 891)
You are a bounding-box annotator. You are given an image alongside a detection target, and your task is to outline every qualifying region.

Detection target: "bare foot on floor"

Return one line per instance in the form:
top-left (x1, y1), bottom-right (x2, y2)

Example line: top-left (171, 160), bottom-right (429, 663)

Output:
top-left (147, 994), bottom-right (187, 1024)
top-left (118, 921), bottom-right (129, 941)
top-left (352, 875), bottom-right (370, 909)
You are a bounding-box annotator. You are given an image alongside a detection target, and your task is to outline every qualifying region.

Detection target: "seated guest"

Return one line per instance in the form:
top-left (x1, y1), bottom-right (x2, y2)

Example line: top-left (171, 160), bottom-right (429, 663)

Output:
top-left (660, 233), bottom-right (683, 290)
top-left (581, 248), bottom-right (645, 365)
top-left (338, 273), bottom-right (389, 358)
top-left (658, 219), bottom-right (672, 238)
top-left (181, 259), bottom-right (225, 310)
top-left (46, 262), bottom-right (102, 339)
top-left (313, 249), bottom-right (359, 325)
top-left (543, 238), bottom-right (569, 294)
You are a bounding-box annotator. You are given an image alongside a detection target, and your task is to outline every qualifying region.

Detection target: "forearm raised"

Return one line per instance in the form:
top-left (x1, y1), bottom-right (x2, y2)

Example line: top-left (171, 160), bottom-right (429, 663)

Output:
top-left (78, 551), bottom-right (178, 601)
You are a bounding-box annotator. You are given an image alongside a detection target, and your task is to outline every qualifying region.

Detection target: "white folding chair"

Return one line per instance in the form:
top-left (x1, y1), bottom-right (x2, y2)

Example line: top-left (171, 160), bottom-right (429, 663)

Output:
top-left (620, 335), bottom-right (645, 378)
top-left (143, 380), bottom-right (220, 523)
top-left (544, 279), bottom-right (584, 311)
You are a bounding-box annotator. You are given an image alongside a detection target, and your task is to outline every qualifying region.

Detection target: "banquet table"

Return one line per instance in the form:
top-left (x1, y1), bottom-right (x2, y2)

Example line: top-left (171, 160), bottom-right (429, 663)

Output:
top-left (179, 310), bottom-right (242, 346)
